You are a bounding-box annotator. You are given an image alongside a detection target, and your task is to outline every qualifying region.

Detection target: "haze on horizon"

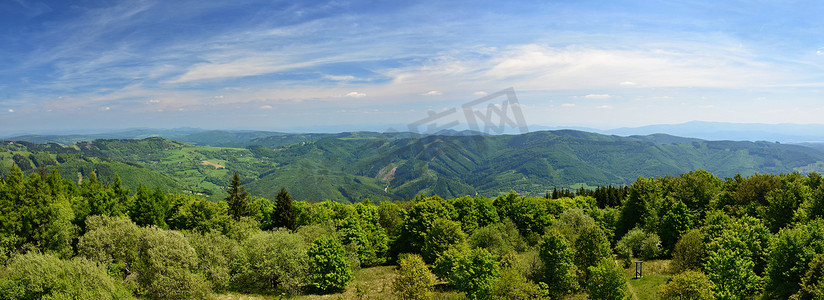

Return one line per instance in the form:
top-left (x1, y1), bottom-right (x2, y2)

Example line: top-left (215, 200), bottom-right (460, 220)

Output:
top-left (2, 0), bottom-right (824, 134)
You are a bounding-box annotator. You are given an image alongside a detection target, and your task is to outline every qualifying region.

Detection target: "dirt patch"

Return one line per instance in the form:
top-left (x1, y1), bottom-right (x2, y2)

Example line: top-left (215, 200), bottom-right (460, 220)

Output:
top-left (378, 165), bottom-right (398, 182)
top-left (201, 160), bottom-right (225, 169)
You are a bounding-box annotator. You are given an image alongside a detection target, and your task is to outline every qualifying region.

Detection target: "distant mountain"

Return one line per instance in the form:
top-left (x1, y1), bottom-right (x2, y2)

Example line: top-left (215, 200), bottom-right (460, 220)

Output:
top-left (602, 121), bottom-right (824, 143)
top-left (5, 129), bottom-right (824, 202)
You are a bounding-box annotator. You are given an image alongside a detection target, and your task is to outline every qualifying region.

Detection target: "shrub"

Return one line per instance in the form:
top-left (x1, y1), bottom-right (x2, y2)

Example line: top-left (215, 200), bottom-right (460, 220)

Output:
top-left (615, 242), bottom-right (632, 268)
top-left (491, 259), bottom-right (544, 300)
top-left (640, 233), bottom-right (662, 260)
top-left (393, 254), bottom-right (434, 300)
top-left (658, 270), bottom-right (715, 300)
top-left (587, 258), bottom-right (630, 300)
top-left (0, 252), bottom-right (132, 299)
top-left (187, 231), bottom-right (240, 292)
top-left (307, 236), bottom-right (352, 293)
top-left (233, 229), bottom-right (308, 294)
top-left (137, 226), bottom-right (211, 299)
top-left (670, 229), bottom-right (705, 273)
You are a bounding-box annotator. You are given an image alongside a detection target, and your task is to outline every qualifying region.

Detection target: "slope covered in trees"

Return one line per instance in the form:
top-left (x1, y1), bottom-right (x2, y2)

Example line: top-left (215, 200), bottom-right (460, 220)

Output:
top-left (3, 130), bottom-right (824, 203)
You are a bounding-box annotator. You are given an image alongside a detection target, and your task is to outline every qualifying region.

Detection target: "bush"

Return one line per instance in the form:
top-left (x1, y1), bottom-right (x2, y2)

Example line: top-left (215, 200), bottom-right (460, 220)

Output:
top-left (617, 228), bottom-right (647, 256)
top-left (0, 252), bottom-right (132, 299)
top-left (233, 229), bottom-right (308, 294)
top-left (640, 233), bottom-right (662, 260)
top-left (307, 236), bottom-right (352, 293)
top-left (587, 258), bottom-right (630, 300)
top-left (491, 261), bottom-right (544, 300)
top-left (658, 270), bottom-right (715, 300)
top-left (393, 254), bottom-right (434, 300)
top-left (187, 231), bottom-right (240, 292)
top-left (670, 229), bottom-right (705, 273)
top-left (615, 242), bottom-right (632, 268)
top-left (137, 226), bottom-right (211, 299)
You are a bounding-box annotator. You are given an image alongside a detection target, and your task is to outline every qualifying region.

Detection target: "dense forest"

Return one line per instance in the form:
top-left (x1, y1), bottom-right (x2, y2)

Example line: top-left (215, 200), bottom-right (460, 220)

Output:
top-left (3, 162), bottom-right (824, 299)
top-left (3, 130), bottom-right (824, 203)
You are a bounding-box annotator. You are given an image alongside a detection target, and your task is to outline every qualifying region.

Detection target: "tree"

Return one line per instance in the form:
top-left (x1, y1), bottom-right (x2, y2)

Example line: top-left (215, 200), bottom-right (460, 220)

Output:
top-left (307, 237), bottom-right (352, 293)
top-left (658, 270), bottom-right (715, 300)
top-left (450, 248), bottom-right (500, 300)
top-left (587, 258), bottom-right (630, 300)
top-left (670, 229), bottom-right (706, 273)
top-left (539, 229), bottom-right (578, 298)
top-left (705, 236), bottom-right (762, 300)
top-left (765, 220), bottom-right (824, 299)
top-left (233, 230), bottom-right (309, 294)
top-left (393, 254), bottom-right (434, 300)
top-left (792, 253), bottom-right (824, 300)
top-left (273, 187), bottom-right (297, 230)
top-left (226, 172), bottom-right (252, 221)
top-left (574, 225), bottom-right (612, 283)
top-left (658, 197), bottom-right (693, 252)
top-left (422, 218), bottom-right (466, 263)
top-left (130, 184), bottom-right (167, 228)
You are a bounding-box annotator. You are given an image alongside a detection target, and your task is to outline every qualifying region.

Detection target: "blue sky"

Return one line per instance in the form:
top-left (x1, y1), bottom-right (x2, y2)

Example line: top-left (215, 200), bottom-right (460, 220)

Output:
top-left (2, 0), bottom-right (824, 133)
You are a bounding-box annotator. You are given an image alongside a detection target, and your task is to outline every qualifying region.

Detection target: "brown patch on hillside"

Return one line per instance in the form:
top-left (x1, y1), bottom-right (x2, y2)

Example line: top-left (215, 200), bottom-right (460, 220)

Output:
top-left (201, 160), bottom-right (225, 169)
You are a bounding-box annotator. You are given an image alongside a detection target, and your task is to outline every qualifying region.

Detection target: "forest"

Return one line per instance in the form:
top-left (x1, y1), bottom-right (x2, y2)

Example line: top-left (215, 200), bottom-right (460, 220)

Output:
top-left (2, 162), bottom-right (824, 299)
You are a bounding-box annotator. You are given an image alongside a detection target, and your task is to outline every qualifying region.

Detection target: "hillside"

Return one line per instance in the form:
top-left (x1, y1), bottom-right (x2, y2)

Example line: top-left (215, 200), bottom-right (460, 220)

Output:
top-left (6, 130), bottom-right (824, 202)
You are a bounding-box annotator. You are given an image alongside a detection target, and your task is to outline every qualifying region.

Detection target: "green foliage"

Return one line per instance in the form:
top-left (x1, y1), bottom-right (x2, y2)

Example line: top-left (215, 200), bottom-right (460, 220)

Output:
top-left (397, 197), bottom-right (455, 256)
top-left (233, 229), bottom-right (308, 294)
top-left (0, 252), bottom-right (133, 299)
top-left (574, 225), bottom-right (612, 283)
top-left (307, 236), bottom-right (352, 293)
top-left (658, 197), bottom-right (693, 252)
top-left (586, 258), bottom-right (630, 300)
top-left (765, 178), bottom-right (809, 232)
top-left (791, 253), bottom-right (824, 300)
top-left (226, 172), bottom-right (253, 221)
top-left (393, 253), bottom-right (434, 300)
top-left (670, 229), bottom-right (706, 273)
top-left (449, 247), bottom-right (500, 300)
top-left (538, 229), bottom-right (578, 298)
top-left (187, 231), bottom-right (239, 292)
top-left (658, 270), bottom-right (715, 300)
top-left (273, 187), bottom-right (296, 230)
top-left (422, 218), bottom-right (466, 263)
top-left (705, 245), bottom-right (761, 300)
top-left (130, 184), bottom-right (167, 228)
top-left (617, 177), bottom-right (663, 239)
top-left (491, 264), bottom-right (545, 300)
top-left (615, 242), bottom-right (632, 268)
top-left (469, 222), bottom-right (523, 256)
top-left (765, 219), bottom-right (824, 299)
top-left (137, 226), bottom-right (211, 299)
top-left (166, 193), bottom-right (230, 233)
top-left (617, 228), bottom-right (661, 260)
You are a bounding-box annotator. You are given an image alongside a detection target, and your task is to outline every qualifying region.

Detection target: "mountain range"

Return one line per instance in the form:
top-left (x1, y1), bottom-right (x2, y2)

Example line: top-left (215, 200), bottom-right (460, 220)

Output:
top-left (3, 128), bottom-right (824, 203)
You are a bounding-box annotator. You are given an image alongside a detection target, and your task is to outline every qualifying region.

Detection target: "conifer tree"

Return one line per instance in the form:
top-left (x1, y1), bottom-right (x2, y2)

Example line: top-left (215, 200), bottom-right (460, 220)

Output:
top-left (226, 172), bottom-right (252, 221)
top-left (272, 187), bottom-right (296, 230)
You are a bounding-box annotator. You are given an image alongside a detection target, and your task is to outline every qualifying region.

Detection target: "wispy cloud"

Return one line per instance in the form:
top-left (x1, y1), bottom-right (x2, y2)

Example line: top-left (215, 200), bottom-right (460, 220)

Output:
top-left (584, 94), bottom-right (612, 99)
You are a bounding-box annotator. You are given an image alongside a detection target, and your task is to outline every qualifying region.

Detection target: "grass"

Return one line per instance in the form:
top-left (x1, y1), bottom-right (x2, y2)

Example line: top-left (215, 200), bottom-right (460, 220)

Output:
top-left (624, 259), bottom-right (672, 300)
top-left (294, 266), bottom-right (397, 300)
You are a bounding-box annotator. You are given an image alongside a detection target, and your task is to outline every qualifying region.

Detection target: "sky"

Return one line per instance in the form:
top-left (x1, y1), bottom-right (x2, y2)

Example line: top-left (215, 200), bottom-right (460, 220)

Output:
top-left (2, 0), bottom-right (824, 134)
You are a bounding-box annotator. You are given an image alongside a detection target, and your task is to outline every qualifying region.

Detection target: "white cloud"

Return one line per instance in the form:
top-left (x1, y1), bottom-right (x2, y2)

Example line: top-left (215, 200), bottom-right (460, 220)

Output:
top-left (7, 109), bottom-right (13, 113)
top-left (260, 105), bottom-right (273, 109)
top-left (148, 99), bottom-right (161, 104)
top-left (421, 90), bottom-right (443, 96)
top-left (102, 106), bottom-right (111, 111)
top-left (620, 81), bottom-right (637, 86)
top-left (699, 104), bottom-right (715, 109)
top-left (346, 91), bottom-right (366, 98)
top-left (473, 91), bottom-right (488, 96)
top-left (597, 105), bottom-right (613, 109)
top-left (584, 94), bottom-right (612, 99)
top-left (561, 103), bottom-right (575, 107)
top-left (325, 75), bottom-right (356, 81)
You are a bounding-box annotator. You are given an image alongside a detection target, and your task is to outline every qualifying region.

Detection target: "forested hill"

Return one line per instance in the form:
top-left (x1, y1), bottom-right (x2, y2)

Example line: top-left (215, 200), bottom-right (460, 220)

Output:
top-left (3, 130), bottom-right (824, 202)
